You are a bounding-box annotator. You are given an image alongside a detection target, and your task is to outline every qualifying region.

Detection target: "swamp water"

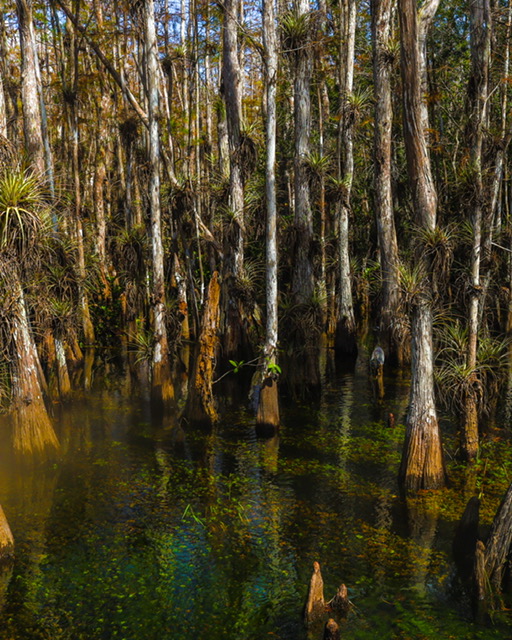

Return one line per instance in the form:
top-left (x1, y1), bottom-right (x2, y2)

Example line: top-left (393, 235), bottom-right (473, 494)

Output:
top-left (0, 351), bottom-right (511, 639)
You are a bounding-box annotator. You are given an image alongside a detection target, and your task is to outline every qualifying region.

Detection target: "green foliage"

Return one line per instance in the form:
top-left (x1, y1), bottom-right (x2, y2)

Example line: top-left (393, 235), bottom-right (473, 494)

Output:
top-left (0, 169), bottom-right (49, 254)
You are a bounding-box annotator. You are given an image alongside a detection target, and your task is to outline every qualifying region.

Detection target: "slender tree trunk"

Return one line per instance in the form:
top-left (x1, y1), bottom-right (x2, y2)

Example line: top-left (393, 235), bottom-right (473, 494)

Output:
top-left (222, 0), bottom-right (245, 355)
top-left (16, 0), bottom-right (44, 173)
top-left (372, 0), bottom-right (400, 353)
top-left (256, 0), bottom-right (279, 430)
top-left (336, 0), bottom-right (357, 349)
top-left (398, 0), bottom-right (445, 490)
top-left (66, 9), bottom-right (95, 348)
top-left (461, 0), bottom-right (491, 461)
top-left (144, 0), bottom-right (174, 407)
top-left (291, 0), bottom-right (315, 304)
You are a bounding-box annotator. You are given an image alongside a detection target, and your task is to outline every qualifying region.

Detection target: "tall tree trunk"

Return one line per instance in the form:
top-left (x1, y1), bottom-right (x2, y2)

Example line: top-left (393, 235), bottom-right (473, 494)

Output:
top-left (462, 0), bottom-right (491, 461)
top-left (398, 0), bottom-right (445, 491)
top-left (372, 0), bottom-right (400, 353)
top-left (222, 0), bottom-right (245, 356)
top-left (144, 0), bottom-right (174, 407)
top-left (291, 0), bottom-right (315, 304)
top-left (336, 0), bottom-right (357, 350)
top-left (66, 8), bottom-right (95, 348)
top-left (16, 0), bottom-right (44, 173)
top-left (256, 0), bottom-right (280, 430)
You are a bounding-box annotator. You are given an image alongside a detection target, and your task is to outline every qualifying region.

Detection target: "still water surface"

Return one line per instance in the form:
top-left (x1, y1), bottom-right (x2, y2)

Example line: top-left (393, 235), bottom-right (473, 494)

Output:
top-left (0, 353), bottom-right (510, 639)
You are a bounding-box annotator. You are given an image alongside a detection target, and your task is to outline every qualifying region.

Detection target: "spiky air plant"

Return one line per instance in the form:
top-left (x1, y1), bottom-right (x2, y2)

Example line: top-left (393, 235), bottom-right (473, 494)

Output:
top-left (414, 224), bottom-right (456, 294)
top-left (398, 261), bottom-right (429, 306)
top-left (128, 322), bottom-right (154, 365)
top-left (435, 319), bottom-right (508, 419)
top-left (344, 88), bottom-right (372, 121)
top-left (0, 169), bottom-right (50, 256)
top-left (304, 151), bottom-right (331, 188)
top-left (281, 8), bottom-right (315, 61)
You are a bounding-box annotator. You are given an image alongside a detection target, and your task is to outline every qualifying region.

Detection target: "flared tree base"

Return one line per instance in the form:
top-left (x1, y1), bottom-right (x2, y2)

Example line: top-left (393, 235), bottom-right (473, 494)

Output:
top-left (12, 401), bottom-right (59, 458)
top-left (399, 416), bottom-right (446, 492)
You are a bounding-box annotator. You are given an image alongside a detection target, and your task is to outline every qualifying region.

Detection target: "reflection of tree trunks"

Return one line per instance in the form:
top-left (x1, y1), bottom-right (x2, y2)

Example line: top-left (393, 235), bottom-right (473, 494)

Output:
top-left (185, 272), bottom-right (220, 425)
top-left (405, 495), bottom-right (439, 594)
top-left (453, 496), bottom-right (480, 580)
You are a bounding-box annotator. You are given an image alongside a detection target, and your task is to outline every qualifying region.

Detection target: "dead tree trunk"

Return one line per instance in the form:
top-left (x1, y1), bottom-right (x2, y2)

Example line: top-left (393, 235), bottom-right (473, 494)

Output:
top-left (304, 560), bottom-right (325, 624)
top-left (185, 272), bottom-right (221, 425)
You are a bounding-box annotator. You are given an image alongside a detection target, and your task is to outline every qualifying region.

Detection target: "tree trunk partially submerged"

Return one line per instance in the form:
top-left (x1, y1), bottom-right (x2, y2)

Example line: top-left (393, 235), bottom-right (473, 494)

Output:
top-left (11, 277), bottom-right (59, 457)
top-left (185, 272), bottom-right (221, 425)
top-left (329, 583), bottom-right (350, 619)
top-left (256, 376), bottom-right (279, 433)
top-left (0, 505), bottom-right (14, 562)
top-left (304, 560), bottom-right (325, 624)
top-left (399, 304), bottom-right (445, 491)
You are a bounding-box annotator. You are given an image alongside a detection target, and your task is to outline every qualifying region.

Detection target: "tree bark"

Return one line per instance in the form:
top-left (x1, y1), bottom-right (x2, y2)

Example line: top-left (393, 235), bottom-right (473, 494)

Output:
top-left (10, 275), bottom-right (59, 457)
top-left (144, 0), bottom-right (174, 408)
top-left (304, 561), bottom-right (325, 623)
top-left (291, 0), bottom-right (315, 304)
top-left (398, 0), bottom-right (445, 490)
top-left (256, 0), bottom-right (280, 431)
top-left (485, 480), bottom-right (512, 589)
top-left (336, 0), bottom-right (357, 347)
top-left (372, 0), bottom-right (400, 350)
top-left (399, 303), bottom-right (445, 490)
top-left (462, 0), bottom-right (491, 461)
top-left (186, 271), bottom-right (221, 425)
top-left (16, 0), bottom-right (45, 173)
top-left (222, 0), bottom-right (245, 356)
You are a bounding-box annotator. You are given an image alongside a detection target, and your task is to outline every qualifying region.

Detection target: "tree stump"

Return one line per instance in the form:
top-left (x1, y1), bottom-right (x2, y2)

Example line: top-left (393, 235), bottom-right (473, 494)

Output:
top-left (330, 583), bottom-right (350, 619)
top-left (0, 506), bottom-right (14, 562)
top-left (304, 561), bottom-right (325, 624)
top-left (323, 618), bottom-right (340, 640)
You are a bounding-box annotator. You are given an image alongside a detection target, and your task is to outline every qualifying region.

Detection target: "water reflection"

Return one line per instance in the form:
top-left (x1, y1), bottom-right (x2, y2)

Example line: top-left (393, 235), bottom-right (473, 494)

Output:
top-left (0, 357), bottom-right (510, 639)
